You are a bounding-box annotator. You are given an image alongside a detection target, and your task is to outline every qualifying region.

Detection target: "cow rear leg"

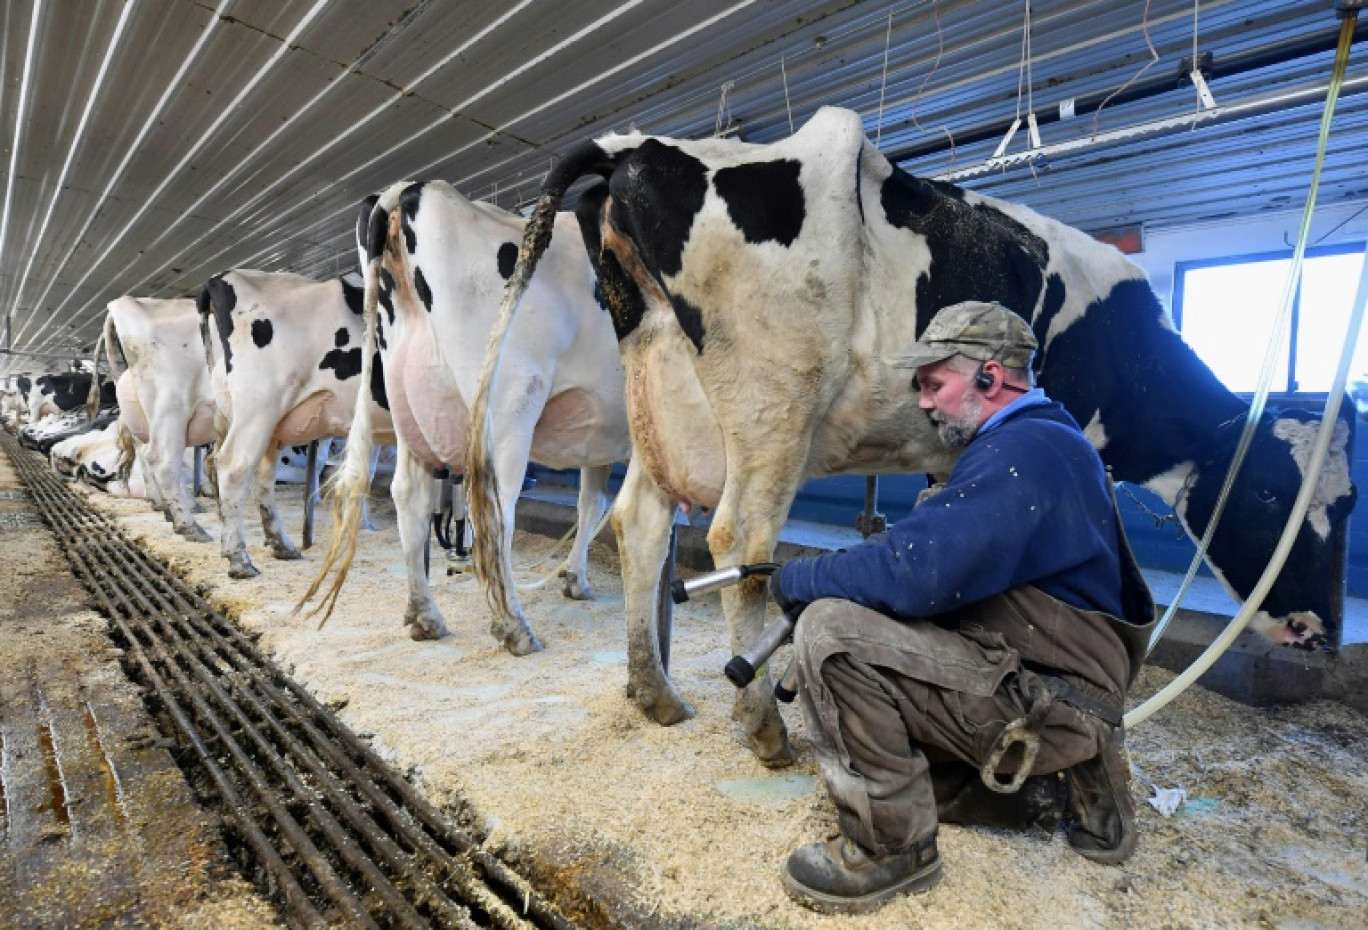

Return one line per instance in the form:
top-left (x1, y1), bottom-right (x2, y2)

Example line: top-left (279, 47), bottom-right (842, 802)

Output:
top-left (710, 476), bottom-right (798, 766)
top-left (147, 431), bottom-right (210, 542)
top-left (614, 459), bottom-right (693, 726)
top-left (559, 464), bottom-right (611, 600)
top-left (256, 449), bottom-right (302, 562)
top-left (484, 390), bottom-right (547, 656)
top-left (392, 446), bottom-right (447, 640)
top-left (216, 428), bottom-right (269, 578)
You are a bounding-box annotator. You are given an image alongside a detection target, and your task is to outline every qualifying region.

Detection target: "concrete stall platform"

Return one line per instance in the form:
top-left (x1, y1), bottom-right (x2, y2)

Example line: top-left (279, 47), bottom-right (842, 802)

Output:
top-left (514, 487), bottom-right (1368, 717)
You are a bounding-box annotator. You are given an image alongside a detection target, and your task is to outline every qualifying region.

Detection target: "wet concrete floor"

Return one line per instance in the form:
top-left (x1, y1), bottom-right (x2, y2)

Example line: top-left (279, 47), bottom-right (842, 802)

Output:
top-left (0, 454), bottom-right (279, 928)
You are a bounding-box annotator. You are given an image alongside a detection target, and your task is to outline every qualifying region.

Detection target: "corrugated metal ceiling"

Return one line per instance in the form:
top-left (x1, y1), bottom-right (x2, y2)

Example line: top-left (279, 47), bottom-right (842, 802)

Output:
top-left (1, 0), bottom-right (1364, 370)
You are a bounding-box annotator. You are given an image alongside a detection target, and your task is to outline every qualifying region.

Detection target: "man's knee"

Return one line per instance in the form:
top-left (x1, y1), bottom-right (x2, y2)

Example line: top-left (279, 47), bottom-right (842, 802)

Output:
top-left (794, 598), bottom-right (856, 660)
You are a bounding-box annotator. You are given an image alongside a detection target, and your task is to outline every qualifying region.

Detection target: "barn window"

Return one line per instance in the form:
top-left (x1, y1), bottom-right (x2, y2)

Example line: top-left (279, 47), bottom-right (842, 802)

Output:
top-left (1173, 241), bottom-right (1367, 394)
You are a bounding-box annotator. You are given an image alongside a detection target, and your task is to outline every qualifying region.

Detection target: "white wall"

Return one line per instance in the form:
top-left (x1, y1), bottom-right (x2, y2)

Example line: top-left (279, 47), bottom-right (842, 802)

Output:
top-left (1128, 199), bottom-right (1368, 314)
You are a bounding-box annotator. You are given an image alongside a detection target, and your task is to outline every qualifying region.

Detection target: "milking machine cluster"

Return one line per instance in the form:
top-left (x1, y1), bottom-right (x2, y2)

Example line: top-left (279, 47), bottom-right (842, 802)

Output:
top-left (430, 467), bottom-right (471, 574)
top-left (670, 562), bottom-right (802, 702)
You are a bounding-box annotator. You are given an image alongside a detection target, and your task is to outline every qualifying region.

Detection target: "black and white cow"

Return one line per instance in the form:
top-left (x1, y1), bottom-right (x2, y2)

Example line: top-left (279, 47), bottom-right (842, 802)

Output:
top-left (198, 269), bottom-right (395, 579)
top-left (305, 181), bottom-right (629, 650)
top-left (102, 297), bottom-right (218, 539)
top-left (25, 371), bottom-right (113, 422)
top-left (467, 106), bottom-right (1357, 762)
top-left (0, 375), bottom-right (32, 425)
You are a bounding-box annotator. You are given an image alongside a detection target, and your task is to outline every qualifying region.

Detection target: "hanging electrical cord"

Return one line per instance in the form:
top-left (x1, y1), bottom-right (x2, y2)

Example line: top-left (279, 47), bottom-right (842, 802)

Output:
top-left (875, 12), bottom-right (894, 147)
top-left (1128, 9), bottom-right (1362, 728)
top-left (907, 0), bottom-right (955, 164)
top-left (1092, 0), bottom-right (1160, 136)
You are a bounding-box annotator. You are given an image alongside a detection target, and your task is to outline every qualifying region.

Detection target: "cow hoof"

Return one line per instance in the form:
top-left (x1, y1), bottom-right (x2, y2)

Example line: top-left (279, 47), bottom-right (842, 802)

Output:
top-left (751, 732), bottom-right (798, 769)
top-left (498, 627), bottom-right (543, 656)
top-left (228, 561), bottom-right (260, 580)
top-left (407, 620), bottom-right (447, 641)
top-left (558, 569), bottom-right (595, 601)
top-left (632, 688), bottom-right (695, 727)
top-left (270, 544), bottom-right (303, 561)
top-left (177, 525), bottom-right (212, 543)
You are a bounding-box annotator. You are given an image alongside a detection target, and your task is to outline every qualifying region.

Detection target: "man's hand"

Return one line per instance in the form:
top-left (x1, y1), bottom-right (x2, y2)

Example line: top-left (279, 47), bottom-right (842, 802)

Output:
top-left (771, 563), bottom-right (809, 619)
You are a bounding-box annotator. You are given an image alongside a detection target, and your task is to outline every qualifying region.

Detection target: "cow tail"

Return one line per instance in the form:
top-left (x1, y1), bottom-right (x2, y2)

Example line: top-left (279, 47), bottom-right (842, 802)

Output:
top-left (196, 283), bottom-right (217, 376)
top-left (114, 418), bottom-right (137, 483)
top-left (84, 328), bottom-right (106, 421)
top-left (465, 141), bottom-right (618, 624)
top-left (298, 195), bottom-right (389, 625)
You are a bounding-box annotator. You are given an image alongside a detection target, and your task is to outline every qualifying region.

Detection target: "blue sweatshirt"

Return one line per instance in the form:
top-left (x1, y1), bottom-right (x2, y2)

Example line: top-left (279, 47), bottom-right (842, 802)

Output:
top-left (778, 398), bottom-right (1128, 620)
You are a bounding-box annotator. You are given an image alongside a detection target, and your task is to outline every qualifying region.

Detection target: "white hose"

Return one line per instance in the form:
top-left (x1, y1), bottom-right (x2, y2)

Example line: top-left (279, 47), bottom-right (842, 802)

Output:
top-left (1127, 224), bottom-right (1367, 728)
top-left (1127, 14), bottom-right (1361, 727)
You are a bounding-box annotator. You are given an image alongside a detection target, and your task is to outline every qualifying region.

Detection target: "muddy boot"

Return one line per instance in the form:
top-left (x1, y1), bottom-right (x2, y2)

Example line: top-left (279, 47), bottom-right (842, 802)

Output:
top-left (933, 762), bottom-right (1066, 832)
top-left (1065, 723), bottom-right (1137, 864)
top-left (781, 834), bottom-right (941, 915)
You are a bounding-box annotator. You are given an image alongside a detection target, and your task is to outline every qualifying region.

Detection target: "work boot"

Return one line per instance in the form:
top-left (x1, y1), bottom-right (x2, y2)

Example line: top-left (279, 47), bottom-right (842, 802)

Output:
top-left (1065, 723), bottom-right (1137, 864)
top-left (934, 762), bottom-right (1066, 832)
top-left (781, 833), bottom-right (942, 915)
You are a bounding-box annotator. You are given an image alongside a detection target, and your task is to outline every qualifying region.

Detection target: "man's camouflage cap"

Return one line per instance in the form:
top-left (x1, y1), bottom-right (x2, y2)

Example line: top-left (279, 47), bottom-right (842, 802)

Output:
top-left (887, 300), bottom-right (1038, 371)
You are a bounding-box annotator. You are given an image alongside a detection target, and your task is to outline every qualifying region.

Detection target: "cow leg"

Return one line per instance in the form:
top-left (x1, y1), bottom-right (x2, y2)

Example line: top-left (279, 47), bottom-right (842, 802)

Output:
top-left (485, 386), bottom-right (552, 657)
top-left (708, 468), bottom-right (799, 766)
top-left (614, 458), bottom-right (693, 726)
top-left (145, 421), bottom-right (210, 542)
top-left (391, 443), bottom-right (447, 640)
top-left (255, 448), bottom-right (302, 562)
top-left (559, 464), bottom-right (611, 600)
top-left (215, 425), bottom-right (273, 578)
top-left (138, 444), bottom-right (169, 513)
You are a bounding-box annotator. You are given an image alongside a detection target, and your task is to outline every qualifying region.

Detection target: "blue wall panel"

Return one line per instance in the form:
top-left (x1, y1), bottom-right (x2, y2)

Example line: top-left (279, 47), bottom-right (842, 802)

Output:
top-left (530, 422), bottom-right (1367, 597)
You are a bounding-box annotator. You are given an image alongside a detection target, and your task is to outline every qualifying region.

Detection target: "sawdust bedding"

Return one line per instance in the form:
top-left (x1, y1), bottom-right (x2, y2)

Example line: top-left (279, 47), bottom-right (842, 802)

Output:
top-left (80, 484), bottom-right (1368, 929)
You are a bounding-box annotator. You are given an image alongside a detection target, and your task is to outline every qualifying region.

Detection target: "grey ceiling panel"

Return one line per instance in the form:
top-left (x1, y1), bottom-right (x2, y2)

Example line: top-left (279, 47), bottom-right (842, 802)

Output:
top-left (1, 0), bottom-right (1364, 367)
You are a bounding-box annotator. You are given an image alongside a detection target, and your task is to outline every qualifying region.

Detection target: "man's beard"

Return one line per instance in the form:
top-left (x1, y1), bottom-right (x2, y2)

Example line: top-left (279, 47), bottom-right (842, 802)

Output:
top-left (931, 388), bottom-right (983, 448)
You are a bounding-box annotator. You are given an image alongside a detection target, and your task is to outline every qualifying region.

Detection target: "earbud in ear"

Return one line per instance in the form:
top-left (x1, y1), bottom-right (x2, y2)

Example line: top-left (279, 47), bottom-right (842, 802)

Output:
top-left (974, 366), bottom-right (994, 390)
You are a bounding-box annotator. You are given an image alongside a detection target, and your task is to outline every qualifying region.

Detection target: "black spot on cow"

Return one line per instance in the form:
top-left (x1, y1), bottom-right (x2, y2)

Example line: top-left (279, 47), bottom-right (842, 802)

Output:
top-left (319, 346), bottom-right (363, 381)
top-left (497, 242), bottom-right (518, 280)
top-left (370, 351), bottom-right (389, 410)
top-left (202, 275), bottom-right (237, 374)
top-left (358, 195), bottom-right (382, 261)
top-left (280, 455), bottom-right (290, 465)
top-left (881, 168), bottom-right (1049, 332)
top-left (1038, 277), bottom-right (1230, 485)
top-left (17, 376), bottom-right (30, 397)
top-left (576, 183), bottom-right (648, 342)
top-left (251, 319), bottom-right (274, 349)
top-left (414, 265), bottom-right (433, 313)
top-left (376, 311), bottom-right (388, 352)
top-left (712, 159), bottom-right (805, 247)
top-left (670, 294), bottom-right (706, 354)
top-left (334, 327), bottom-right (350, 348)
top-left (1031, 274), bottom-right (1068, 376)
top-left (341, 276), bottom-right (364, 316)
top-left (854, 148), bottom-right (866, 225)
top-left (607, 139), bottom-right (709, 278)
top-left (399, 182), bottom-right (425, 254)
top-left (35, 372), bottom-right (93, 412)
top-left (378, 268), bottom-right (397, 326)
